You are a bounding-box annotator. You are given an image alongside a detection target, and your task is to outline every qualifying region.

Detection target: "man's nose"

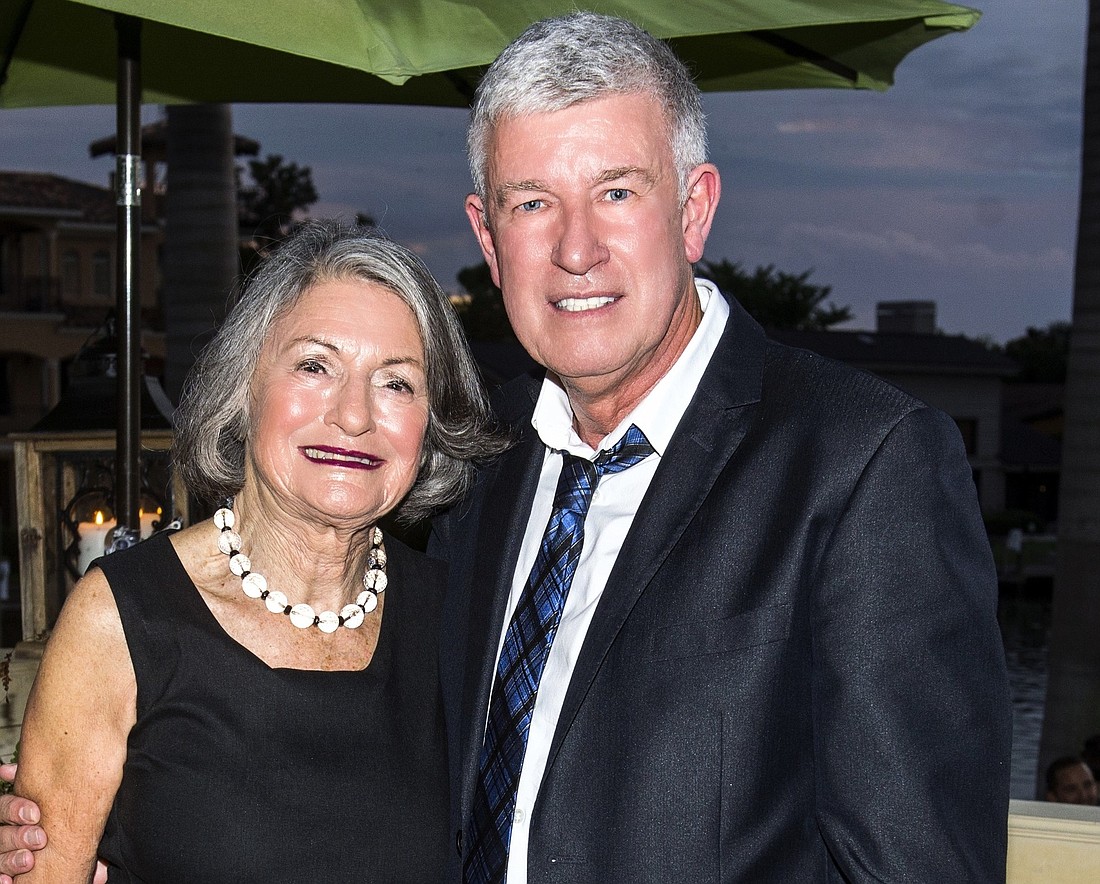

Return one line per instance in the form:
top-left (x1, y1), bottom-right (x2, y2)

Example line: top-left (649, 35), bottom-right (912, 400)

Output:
top-left (552, 204), bottom-right (609, 275)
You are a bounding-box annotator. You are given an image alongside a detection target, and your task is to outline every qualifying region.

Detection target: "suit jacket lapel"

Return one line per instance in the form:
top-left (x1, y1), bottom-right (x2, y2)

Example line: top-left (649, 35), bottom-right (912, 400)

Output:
top-left (543, 298), bottom-right (768, 774)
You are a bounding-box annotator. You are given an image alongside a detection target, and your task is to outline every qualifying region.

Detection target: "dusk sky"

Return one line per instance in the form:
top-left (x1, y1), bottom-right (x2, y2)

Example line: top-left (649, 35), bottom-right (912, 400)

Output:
top-left (0, 1), bottom-right (1087, 343)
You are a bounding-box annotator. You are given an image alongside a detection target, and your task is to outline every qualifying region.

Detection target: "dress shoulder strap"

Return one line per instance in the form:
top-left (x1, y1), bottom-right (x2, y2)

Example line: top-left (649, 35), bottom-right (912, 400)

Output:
top-left (94, 532), bottom-right (202, 712)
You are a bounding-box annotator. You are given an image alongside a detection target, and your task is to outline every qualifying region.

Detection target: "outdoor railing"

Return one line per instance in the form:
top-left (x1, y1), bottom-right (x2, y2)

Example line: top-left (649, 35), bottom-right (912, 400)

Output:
top-left (1008, 799), bottom-right (1100, 881)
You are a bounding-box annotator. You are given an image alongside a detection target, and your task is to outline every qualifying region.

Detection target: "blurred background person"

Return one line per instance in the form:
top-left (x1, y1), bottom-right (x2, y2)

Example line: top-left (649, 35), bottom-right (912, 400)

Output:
top-left (1045, 756), bottom-right (1099, 806)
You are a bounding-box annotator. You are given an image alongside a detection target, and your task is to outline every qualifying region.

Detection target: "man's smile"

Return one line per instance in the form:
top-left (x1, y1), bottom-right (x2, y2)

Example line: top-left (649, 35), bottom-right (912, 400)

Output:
top-left (553, 295), bottom-right (618, 313)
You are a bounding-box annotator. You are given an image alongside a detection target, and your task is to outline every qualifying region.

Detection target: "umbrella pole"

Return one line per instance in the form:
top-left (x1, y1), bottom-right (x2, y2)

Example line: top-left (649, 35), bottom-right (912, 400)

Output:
top-left (114, 14), bottom-right (142, 537)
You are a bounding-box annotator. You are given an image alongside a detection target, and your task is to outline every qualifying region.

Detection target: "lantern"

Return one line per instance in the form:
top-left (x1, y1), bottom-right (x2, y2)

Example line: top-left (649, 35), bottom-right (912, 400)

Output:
top-left (8, 328), bottom-right (187, 640)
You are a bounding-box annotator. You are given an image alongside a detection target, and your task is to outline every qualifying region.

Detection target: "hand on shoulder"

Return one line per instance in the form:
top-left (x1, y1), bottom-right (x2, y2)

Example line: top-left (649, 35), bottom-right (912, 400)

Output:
top-left (0, 773), bottom-right (44, 881)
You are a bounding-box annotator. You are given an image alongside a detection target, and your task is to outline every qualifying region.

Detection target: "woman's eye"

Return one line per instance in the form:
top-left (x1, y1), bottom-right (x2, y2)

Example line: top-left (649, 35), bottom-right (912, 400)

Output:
top-left (297, 359), bottom-right (326, 374)
top-left (385, 377), bottom-right (414, 394)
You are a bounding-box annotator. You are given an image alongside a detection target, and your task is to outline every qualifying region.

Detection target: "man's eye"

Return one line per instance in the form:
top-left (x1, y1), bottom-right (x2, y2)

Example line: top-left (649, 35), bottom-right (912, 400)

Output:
top-left (519, 199), bottom-right (543, 212)
top-left (607, 188), bottom-right (630, 202)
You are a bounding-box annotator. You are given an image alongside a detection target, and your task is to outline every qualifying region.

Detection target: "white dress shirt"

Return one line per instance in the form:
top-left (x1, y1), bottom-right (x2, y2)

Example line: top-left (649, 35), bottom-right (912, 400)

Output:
top-left (496, 279), bottom-right (729, 884)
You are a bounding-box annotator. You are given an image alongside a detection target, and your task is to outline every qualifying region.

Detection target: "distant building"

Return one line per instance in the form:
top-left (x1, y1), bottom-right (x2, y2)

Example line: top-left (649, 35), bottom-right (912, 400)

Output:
top-left (0, 171), bottom-right (163, 432)
top-left (874, 300), bottom-right (938, 335)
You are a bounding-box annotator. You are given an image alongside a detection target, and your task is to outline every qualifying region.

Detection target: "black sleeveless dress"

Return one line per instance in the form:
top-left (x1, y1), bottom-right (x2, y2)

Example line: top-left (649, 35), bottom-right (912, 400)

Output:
top-left (95, 531), bottom-right (448, 883)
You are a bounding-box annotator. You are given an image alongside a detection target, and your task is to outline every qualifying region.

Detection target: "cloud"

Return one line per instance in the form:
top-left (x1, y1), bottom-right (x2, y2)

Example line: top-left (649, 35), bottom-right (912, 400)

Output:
top-left (709, 1), bottom-right (1086, 189)
top-left (781, 221), bottom-right (1071, 272)
top-left (774, 118), bottom-right (854, 135)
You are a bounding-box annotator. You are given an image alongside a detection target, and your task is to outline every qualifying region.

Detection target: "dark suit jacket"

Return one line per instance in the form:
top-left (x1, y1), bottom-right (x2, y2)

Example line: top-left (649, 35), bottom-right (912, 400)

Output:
top-left (432, 297), bottom-right (1011, 883)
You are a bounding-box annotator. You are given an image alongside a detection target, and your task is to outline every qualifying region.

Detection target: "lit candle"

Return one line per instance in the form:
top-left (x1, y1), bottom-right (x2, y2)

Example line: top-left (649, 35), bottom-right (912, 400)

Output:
top-left (139, 506), bottom-right (163, 539)
top-left (77, 510), bottom-right (116, 574)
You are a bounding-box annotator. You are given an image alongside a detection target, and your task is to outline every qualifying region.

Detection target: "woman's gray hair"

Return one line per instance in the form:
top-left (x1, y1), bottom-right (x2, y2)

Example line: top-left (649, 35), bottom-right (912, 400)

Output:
top-left (467, 12), bottom-right (707, 204)
top-left (173, 219), bottom-right (508, 523)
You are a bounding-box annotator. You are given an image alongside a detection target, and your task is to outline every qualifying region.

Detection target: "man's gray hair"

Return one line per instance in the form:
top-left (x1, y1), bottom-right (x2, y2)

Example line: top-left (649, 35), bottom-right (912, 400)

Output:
top-left (467, 11), bottom-right (707, 204)
top-left (173, 219), bottom-right (508, 524)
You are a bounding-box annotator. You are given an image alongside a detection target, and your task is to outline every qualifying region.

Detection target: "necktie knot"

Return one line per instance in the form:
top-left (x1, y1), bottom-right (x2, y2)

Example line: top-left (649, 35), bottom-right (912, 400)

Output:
top-left (593, 424), bottom-right (654, 475)
top-left (554, 425), bottom-right (653, 514)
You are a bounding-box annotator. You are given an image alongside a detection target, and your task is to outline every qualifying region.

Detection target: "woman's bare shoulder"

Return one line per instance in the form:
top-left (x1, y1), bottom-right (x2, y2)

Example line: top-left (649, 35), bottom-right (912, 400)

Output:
top-left (56, 567), bottom-right (124, 644)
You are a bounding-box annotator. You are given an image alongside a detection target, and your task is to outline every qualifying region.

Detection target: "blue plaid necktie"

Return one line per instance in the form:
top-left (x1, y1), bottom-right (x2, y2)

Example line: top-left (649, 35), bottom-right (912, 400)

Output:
top-left (463, 424), bottom-right (654, 884)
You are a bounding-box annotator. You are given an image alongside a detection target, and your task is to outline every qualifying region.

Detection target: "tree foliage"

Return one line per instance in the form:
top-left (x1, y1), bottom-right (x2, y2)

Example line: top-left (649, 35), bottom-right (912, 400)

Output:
top-left (455, 261), bottom-right (515, 341)
top-left (237, 154), bottom-right (319, 242)
top-left (696, 259), bottom-right (851, 331)
top-left (1003, 321), bottom-right (1071, 383)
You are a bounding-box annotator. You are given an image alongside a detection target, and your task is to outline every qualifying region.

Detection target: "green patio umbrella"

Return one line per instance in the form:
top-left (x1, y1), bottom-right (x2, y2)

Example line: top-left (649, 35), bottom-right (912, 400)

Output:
top-left (0, 0), bottom-right (979, 535)
top-left (3, 0), bottom-right (980, 107)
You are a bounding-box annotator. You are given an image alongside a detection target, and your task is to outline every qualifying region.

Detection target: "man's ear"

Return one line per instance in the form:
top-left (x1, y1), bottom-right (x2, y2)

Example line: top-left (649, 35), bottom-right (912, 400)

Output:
top-left (465, 193), bottom-right (502, 288)
top-left (681, 164), bottom-right (721, 264)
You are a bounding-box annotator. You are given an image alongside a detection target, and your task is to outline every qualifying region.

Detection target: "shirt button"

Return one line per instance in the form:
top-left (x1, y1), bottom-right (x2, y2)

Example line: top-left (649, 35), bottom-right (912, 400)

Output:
top-left (514, 807), bottom-right (526, 824)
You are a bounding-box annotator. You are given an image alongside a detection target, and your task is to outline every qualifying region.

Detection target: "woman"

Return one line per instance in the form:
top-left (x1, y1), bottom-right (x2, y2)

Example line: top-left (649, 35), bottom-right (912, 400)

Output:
top-left (13, 220), bottom-right (508, 882)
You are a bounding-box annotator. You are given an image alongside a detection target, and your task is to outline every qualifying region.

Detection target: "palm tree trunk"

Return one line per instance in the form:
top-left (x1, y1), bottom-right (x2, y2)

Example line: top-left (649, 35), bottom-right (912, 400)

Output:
top-left (1037, 0), bottom-right (1100, 796)
top-left (162, 104), bottom-right (237, 402)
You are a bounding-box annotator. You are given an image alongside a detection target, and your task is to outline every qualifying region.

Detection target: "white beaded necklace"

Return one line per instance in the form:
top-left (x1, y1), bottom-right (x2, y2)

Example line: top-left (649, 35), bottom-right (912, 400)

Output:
top-left (213, 500), bottom-right (387, 634)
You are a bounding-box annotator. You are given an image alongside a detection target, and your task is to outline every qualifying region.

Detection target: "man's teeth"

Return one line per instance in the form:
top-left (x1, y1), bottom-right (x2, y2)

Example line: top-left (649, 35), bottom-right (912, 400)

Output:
top-left (305, 448), bottom-right (375, 465)
top-left (555, 296), bottom-right (616, 313)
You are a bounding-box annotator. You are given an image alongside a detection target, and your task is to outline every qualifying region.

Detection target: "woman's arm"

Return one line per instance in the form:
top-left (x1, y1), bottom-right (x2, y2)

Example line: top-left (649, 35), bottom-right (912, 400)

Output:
top-left (13, 569), bottom-right (136, 882)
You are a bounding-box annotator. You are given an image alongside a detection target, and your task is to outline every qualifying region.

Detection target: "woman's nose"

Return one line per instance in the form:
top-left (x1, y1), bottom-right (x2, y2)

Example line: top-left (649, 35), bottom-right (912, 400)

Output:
top-left (325, 382), bottom-right (375, 435)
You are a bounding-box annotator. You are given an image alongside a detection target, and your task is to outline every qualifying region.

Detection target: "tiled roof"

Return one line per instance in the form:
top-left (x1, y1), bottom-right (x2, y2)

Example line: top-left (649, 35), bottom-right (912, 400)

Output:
top-left (0, 171), bottom-right (114, 224)
top-left (769, 328), bottom-right (1019, 376)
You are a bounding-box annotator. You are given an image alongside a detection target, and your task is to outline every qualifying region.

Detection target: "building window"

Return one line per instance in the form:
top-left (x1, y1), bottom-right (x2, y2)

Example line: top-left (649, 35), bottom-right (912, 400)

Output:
top-left (954, 418), bottom-right (978, 455)
top-left (61, 250), bottom-right (81, 298)
top-left (92, 250), bottom-right (111, 298)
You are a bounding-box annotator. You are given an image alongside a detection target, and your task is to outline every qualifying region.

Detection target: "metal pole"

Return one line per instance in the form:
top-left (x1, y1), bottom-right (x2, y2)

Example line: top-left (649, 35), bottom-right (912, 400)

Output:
top-left (114, 14), bottom-right (142, 535)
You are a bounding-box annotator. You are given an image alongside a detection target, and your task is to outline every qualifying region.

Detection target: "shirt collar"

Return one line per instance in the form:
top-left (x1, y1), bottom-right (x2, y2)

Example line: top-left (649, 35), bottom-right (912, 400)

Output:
top-left (530, 277), bottom-right (729, 458)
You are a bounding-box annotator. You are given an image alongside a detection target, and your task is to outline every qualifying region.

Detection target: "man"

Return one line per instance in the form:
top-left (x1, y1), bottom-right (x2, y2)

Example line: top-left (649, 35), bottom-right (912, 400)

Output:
top-left (434, 13), bottom-right (1010, 883)
top-left (0, 12), bottom-right (1012, 883)
top-left (1045, 756), bottom-right (1099, 805)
